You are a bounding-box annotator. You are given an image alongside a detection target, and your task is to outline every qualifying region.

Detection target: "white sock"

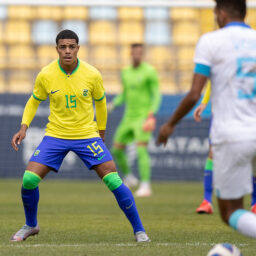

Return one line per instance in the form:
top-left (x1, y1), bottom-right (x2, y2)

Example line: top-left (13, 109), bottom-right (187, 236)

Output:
top-left (229, 209), bottom-right (256, 238)
top-left (140, 181), bottom-right (150, 188)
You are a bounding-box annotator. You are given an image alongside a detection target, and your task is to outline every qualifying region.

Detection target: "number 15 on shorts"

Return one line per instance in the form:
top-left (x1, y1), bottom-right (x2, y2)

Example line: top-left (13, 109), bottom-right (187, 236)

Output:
top-left (87, 141), bottom-right (103, 156)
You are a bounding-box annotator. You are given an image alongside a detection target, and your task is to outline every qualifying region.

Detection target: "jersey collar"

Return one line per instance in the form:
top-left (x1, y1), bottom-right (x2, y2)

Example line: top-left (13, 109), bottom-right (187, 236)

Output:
top-left (58, 58), bottom-right (80, 75)
top-left (225, 22), bottom-right (251, 29)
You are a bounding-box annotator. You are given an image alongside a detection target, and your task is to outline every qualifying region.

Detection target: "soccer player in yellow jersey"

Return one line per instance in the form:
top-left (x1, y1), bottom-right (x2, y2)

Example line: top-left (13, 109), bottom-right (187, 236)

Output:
top-left (10, 30), bottom-right (150, 243)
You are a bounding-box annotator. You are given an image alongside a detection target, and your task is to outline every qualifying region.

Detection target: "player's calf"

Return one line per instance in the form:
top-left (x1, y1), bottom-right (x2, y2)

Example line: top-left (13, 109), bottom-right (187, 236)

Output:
top-left (102, 172), bottom-right (150, 241)
top-left (218, 198), bottom-right (256, 238)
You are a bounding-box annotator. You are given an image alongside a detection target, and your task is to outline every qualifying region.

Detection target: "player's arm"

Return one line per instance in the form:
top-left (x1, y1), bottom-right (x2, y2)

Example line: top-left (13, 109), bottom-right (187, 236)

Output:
top-left (93, 72), bottom-right (107, 141)
top-left (143, 69), bottom-right (161, 132)
top-left (193, 82), bottom-right (211, 122)
top-left (11, 72), bottom-right (47, 151)
top-left (11, 96), bottom-right (42, 151)
top-left (95, 94), bottom-right (107, 141)
top-left (157, 72), bottom-right (208, 145)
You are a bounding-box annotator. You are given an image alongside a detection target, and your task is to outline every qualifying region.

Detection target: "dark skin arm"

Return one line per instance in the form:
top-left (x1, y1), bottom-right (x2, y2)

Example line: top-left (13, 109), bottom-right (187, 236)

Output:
top-left (157, 74), bottom-right (208, 146)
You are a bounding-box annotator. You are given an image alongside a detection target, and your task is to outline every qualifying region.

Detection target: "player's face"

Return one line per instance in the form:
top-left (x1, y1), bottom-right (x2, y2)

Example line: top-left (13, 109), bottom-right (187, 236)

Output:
top-left (56, 39), bottom-right (79, 66)
top-left (131, 46), bottom-right (144, 66)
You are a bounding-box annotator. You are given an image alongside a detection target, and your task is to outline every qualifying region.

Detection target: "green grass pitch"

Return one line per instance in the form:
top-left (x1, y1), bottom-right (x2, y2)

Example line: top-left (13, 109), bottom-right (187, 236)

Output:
top-left (0, 180), bottom-right (255, 256)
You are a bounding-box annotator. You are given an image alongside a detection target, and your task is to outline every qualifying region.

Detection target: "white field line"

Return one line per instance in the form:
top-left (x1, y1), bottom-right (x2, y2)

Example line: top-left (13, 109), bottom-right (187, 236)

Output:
top-left (0, 242), bottom-right (250, 248)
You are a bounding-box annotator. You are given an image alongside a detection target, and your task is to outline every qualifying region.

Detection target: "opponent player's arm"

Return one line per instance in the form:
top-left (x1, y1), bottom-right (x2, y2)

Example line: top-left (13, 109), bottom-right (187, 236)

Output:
top-left (157, 33), bottom-right (213, 145)
top-left (95, 96), bottom-right (107, 141)
top-left (157, 71), bottom-right (208, 145)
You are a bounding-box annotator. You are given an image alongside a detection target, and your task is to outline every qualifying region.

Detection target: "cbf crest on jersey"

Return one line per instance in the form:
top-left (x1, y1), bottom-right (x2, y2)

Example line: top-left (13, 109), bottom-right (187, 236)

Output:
top-left (83, 89), bottom-right (88, 96)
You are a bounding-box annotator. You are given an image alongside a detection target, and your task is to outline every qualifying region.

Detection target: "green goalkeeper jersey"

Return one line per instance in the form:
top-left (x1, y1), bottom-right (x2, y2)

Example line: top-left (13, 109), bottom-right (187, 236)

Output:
top-left (113, 62), bottom-right (161, 119)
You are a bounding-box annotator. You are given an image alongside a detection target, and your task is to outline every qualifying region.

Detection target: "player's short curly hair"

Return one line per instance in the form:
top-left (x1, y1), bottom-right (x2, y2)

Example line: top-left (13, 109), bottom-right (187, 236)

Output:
top-left (56, 29), bottom-right (79, 45)
top-left (131, 43), bottom-right (144, 48)
top-left (215, 0), bottom-right (247, 19)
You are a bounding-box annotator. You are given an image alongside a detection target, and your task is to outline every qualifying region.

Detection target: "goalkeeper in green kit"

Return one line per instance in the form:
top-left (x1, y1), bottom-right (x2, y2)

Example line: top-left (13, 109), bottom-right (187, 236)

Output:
top-left (109, 43), bottom-right (161, 197)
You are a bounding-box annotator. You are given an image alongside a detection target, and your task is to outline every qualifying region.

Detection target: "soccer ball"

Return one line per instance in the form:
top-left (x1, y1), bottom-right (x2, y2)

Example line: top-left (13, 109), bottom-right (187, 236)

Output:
top-left (207, 243), bottom-right (243, 256)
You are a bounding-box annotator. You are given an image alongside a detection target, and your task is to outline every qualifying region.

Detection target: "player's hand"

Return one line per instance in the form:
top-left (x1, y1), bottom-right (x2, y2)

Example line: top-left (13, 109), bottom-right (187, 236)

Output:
top-left (99, 130), bottom-right (105, 142)
top-left (11, 126), bottom-right (27, 151)
top-left (107, 102), bottom-right (115, 114)
top-left (143, 114), bottom-right (156, 132)
top-left (193, 103), bottom-right (207, 122)
top-left (157, 123), bottom-right (175, 146)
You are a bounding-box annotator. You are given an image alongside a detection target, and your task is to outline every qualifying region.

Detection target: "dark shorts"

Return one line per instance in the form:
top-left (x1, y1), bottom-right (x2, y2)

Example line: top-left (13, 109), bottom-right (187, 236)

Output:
top-left (29, 136), bottom-right (113, 172)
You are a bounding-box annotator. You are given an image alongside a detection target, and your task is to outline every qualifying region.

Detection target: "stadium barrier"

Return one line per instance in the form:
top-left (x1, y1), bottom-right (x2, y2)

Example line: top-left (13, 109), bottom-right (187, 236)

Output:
top-left (0, 93), bottom-right (210, 181)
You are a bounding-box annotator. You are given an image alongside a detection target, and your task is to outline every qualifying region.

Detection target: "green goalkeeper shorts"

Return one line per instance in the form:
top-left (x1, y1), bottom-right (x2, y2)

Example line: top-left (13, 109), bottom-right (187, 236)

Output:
top-left (113, 117), bottom-right (152, 144)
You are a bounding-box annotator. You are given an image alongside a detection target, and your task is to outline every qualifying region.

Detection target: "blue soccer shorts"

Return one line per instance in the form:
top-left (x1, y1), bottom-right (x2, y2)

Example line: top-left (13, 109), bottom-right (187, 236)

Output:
top-left (29, 136), bottom-right (113, 172)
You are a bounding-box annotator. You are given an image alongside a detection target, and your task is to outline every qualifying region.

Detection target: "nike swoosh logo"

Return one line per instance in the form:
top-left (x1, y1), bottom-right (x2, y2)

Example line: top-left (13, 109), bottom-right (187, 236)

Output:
top-left (97, 154), bottom-right (106, 161)
top-left (51, 90), bottom-right (60, 94)
top-left (126, 202), bottom-right (133, 210)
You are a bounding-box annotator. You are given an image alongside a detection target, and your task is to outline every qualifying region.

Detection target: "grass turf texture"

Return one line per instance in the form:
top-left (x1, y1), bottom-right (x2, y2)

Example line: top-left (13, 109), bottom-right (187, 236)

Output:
top-left (0, 180), bottom-right (255, 256)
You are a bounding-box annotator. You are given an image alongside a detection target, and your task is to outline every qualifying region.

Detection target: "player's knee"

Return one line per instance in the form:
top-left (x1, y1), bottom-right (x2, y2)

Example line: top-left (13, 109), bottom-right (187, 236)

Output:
top-left (102, 172), bottom-right (123, 191)
top-left (22, 170), bottom-right (42, 190)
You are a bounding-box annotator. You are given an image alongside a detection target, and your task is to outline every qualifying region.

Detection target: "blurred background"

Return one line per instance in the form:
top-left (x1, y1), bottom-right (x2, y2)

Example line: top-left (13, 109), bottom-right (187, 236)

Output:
top-left (0, 0), bottom-right (255, 181)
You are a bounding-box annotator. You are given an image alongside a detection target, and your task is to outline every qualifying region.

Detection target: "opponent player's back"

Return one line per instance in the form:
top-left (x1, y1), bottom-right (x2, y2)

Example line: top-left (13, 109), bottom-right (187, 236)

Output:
top-left (198, 25), bottom-right (256, 143)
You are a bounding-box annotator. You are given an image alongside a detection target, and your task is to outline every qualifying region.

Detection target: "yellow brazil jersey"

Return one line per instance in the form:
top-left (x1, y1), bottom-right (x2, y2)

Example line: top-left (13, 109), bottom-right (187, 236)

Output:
top-left (33, 59), bottom-right (105, 139)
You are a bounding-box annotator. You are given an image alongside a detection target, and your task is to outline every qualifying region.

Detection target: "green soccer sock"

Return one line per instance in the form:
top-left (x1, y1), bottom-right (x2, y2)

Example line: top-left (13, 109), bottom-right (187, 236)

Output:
top-left (137, 146), bottom-right (151, 182)
top-left (111, 147), bottom-right (131, 175)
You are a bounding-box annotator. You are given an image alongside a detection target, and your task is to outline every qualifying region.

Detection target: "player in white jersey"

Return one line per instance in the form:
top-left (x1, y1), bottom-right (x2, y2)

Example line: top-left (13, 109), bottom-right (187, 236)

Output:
top-left (157, 0), bottom-right (256, 238)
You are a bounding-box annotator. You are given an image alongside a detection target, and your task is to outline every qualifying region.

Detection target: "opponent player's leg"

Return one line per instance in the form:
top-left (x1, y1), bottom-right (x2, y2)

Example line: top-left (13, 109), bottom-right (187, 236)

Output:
top-left (111, 122), bottom-right (138, 187)
top-left (135, 141), bottom-right (152, 197)
top-left (10, 162), bottom-right (51, 241)
top-left (214, 141), bottom-right (256, 238)
top-left (94, 160), bottom-right (150, 242)
top-left (196, 146), bottom-right (213, 214)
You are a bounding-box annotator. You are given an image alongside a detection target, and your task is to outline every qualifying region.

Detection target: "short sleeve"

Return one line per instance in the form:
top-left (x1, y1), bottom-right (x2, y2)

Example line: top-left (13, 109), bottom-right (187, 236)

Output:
top-left (32, 72), bottom-right (48, 101)
top-left (194, 34), bottom-right (213, 67)
top-left (93, 72), bottom-right (105, 101)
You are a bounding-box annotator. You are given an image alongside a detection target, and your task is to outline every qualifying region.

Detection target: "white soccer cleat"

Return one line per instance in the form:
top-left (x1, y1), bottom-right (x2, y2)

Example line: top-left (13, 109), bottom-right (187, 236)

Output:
top-left (135, 182), bottom-right (152, 197)
top-left (123, 174), bottom-right (139, 188)
top-left (10, 224), bottom-right (40, 242)
top-left (135, 231), bottom-right (151, 242)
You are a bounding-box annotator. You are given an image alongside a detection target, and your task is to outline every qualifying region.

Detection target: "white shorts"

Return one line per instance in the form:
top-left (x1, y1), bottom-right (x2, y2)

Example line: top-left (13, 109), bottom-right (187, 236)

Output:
top-left (212, 140), bottom-right (256, 199)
